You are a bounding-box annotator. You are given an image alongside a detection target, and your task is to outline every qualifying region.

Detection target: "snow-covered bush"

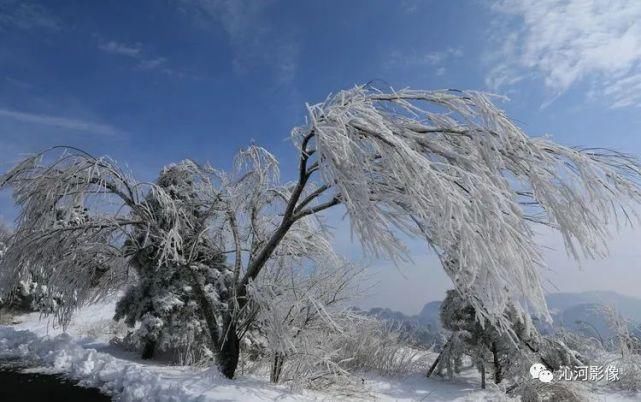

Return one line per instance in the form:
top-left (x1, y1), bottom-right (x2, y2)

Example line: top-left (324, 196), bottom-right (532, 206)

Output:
top-left (244, 259), bottom-right (427, 388)
top-left (437, 289), bottom-right (495, 382)
top-left (246, 261), bottom-right (364, 383)
top-left (597, 306), bottom-right (641, 392)
top-left (335, 316), bottom-right (430, 376)
top-left (0, 220), bottom-right (64, 313)
top-left (510, 379), bottom-right (587, 402)
top-left (432, 289), bottom-right (532, 385)
top-left (604, 356), bottom-right (641, 392)
top-left (7, 268), bottom-right (62, 312)
top-left (553, 318), bottom-right (641, 393)
top-left (601, 305), bottom-right (641, 356)
top-left (249, 312), bottom-right (427, 390)
top-left (434, 289), bottom-right (584, 390)
top-left (114, 267), bottom-right (219, 365)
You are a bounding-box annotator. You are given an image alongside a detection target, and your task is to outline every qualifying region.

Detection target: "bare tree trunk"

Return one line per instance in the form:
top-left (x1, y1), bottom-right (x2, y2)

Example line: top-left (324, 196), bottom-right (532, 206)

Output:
top-left (189, 268), bottom-right (241, 379)
top-left (219, 313), bottom-right (240, 379)
top-left (480, 361), bottom-right (486, 390)
top-left (190, 274), bottom-right (221, 341)
top-left (270, 352), bottom-right (285, 383)
top-left (427, 349), bottom-right (444, 377)
top-left (491, 341), bottom-right (502, 384)
top-left (142, 339), bottom-right (156, 360)
top-left (427, 336), bottom-right (452, 378)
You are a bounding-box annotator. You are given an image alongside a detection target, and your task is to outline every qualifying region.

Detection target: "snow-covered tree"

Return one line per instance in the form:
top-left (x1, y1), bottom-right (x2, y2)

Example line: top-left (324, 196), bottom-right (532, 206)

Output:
top-left (598, 305), bottom-right (641, 391)
top-left (0, 213), bottom-right (94, 313)
top-left (432, 289), bottom-right (583, 389)
top-left (433, 289), bottom-right (494, 386)
top-left (0, 221), bottom-right (10, 253)
top-left (113, 162), bottom-right (229, 363)
top-left (600, 305), bottom-right (641, 357)
top-left (0, 222), bottom-right (11, 307)
top-left (3, 85), bottom-right (641, 379)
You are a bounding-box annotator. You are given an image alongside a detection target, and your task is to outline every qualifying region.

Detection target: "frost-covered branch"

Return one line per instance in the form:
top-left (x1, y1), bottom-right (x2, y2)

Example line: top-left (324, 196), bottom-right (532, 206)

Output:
top-left (3, 85), bottom-right (641, 381)
top-left (290, 85), bottom-right (641, 327)
top-left (246, 260), bottom-right (366, 384)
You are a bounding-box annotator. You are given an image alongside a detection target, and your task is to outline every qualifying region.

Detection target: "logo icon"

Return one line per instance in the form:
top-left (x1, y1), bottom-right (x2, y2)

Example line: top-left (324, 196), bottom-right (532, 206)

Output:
top-left (530, 363), bottom-right (553, 383)
top-left (539, 370), bottom-right (553, 383)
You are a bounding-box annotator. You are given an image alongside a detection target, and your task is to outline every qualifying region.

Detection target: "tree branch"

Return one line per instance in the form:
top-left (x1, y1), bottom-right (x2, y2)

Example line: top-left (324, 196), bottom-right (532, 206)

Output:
top-left (227, 209), bottom-right (243, 287)
top-left (293, 197), bottom-right (341, 220)
top-left (237, 129), bottom-right (318, 301)
top-left (294, 184), bottom-right (331, 214)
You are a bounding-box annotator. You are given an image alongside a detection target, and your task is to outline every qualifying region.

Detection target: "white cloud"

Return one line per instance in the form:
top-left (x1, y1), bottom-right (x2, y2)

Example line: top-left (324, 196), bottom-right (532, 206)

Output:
top-left (99, 41), bottom-right (142, 57)
top-left (0, 108), bottom-right (121, 136)
top-left (385, 47), bottom-right (462, 77)
top-left (181, 0), bottom-right (299, 84)
top-left (425, 48), bottom-right (463, 65)
top-left (0, 0), bottom-right (60, 31)
top-left (487, 0), bottom-right (641, 108)
top-left (99, 41), bottom-right (172, 74)
top-left (136, 57), bottom-right (168, 71)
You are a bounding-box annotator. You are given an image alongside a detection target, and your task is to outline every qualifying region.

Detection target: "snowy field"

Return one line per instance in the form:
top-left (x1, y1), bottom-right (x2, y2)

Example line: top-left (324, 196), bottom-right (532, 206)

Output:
top-left (0, 298), bottom-right (507, 402)
top-left (0, 298), bottom-right (638, 401)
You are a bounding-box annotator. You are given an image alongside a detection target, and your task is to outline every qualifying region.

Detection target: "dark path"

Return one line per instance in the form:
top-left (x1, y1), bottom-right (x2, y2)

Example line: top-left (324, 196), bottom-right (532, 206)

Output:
top-left (0, 368), bottom-right (111, 402)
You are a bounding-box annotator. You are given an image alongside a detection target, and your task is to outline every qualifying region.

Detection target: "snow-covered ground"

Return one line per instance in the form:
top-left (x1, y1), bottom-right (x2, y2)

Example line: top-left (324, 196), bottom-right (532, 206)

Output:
top-left (0, 299), bottom-right (638, 401)
top-left (0, 298), bottom-right (505, 401)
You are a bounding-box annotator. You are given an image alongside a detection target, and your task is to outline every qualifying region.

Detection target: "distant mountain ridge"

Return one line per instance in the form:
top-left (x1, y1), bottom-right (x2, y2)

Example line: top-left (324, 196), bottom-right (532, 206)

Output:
top-left (546, 290), bottom-right (641, 323)
top-left (366, 300), bottom-right (443, 331)
top-left (360, 291), bottom-right (641, 341)
top-left (545, 291), bottom-right (641, 339)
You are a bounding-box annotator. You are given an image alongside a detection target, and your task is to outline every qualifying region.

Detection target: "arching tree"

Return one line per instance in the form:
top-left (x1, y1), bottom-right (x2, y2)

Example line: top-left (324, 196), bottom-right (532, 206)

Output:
top-left (2, 85), bottom-right (641, 379)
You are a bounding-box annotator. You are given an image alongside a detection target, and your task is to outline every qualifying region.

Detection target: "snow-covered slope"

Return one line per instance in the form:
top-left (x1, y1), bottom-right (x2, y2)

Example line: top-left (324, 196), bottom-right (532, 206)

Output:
top-left (0, 298), bottom-right (513, 401)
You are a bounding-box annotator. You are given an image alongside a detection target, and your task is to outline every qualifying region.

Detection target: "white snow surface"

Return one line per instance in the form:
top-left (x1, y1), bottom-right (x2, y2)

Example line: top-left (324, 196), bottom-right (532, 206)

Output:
top-left (0, 298), bottom-right (637, 401)
top-left (0, 298), bottom-right (498, 401)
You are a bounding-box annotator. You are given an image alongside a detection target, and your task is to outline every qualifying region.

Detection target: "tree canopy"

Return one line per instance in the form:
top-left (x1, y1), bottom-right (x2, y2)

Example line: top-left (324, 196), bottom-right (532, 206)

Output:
top-left (2, 85), bottom-right (641, 377)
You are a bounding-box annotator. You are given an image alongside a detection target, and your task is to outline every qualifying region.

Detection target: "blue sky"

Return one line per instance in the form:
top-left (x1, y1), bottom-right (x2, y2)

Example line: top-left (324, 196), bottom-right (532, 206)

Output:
top-left (2, 0), bottom-right (641, 313)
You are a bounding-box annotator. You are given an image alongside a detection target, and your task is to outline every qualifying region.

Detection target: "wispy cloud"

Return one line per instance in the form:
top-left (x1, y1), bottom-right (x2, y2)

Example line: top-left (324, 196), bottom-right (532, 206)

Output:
top-left (99, 40), bottom-right (174, 74)
top-left (181, 0), bottom-right (299, 84)
top-left (385, 47), bottom-right (462, 76)
top-left (99, 41), bottom-right (142, 57)
top-left (137, 57), bottom-right (168, 71)
top-left (400, 0), bottom-right (420, 14)
top-left (423, 48), bottom-right (463, 65)
top-left (0, 108), bottom-right (121, 136)
top-left (4, 76), bottom-right (33, 89)
top-left (486, 0), bottom-right (641, 108)
top-left (0, 0), bottom-right (60, 31)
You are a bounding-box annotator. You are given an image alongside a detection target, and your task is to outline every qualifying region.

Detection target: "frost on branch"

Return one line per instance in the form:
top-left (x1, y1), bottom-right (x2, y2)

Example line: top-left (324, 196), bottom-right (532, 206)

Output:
top-left (245, 260), bottom-right (363, 384)
top-left (3, 84), bottom-right (641, 381)
top-left (292, 85), bottom-right (641, 328)
top-left (0, 150), bottom-right (134, 324)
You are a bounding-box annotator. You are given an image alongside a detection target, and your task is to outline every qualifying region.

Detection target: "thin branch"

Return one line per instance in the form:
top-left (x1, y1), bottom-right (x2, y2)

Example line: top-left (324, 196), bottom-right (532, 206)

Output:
top-left (293, 184), bottom-right (331, 214)
top-left (293, 197), bottom-right (341, 220)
